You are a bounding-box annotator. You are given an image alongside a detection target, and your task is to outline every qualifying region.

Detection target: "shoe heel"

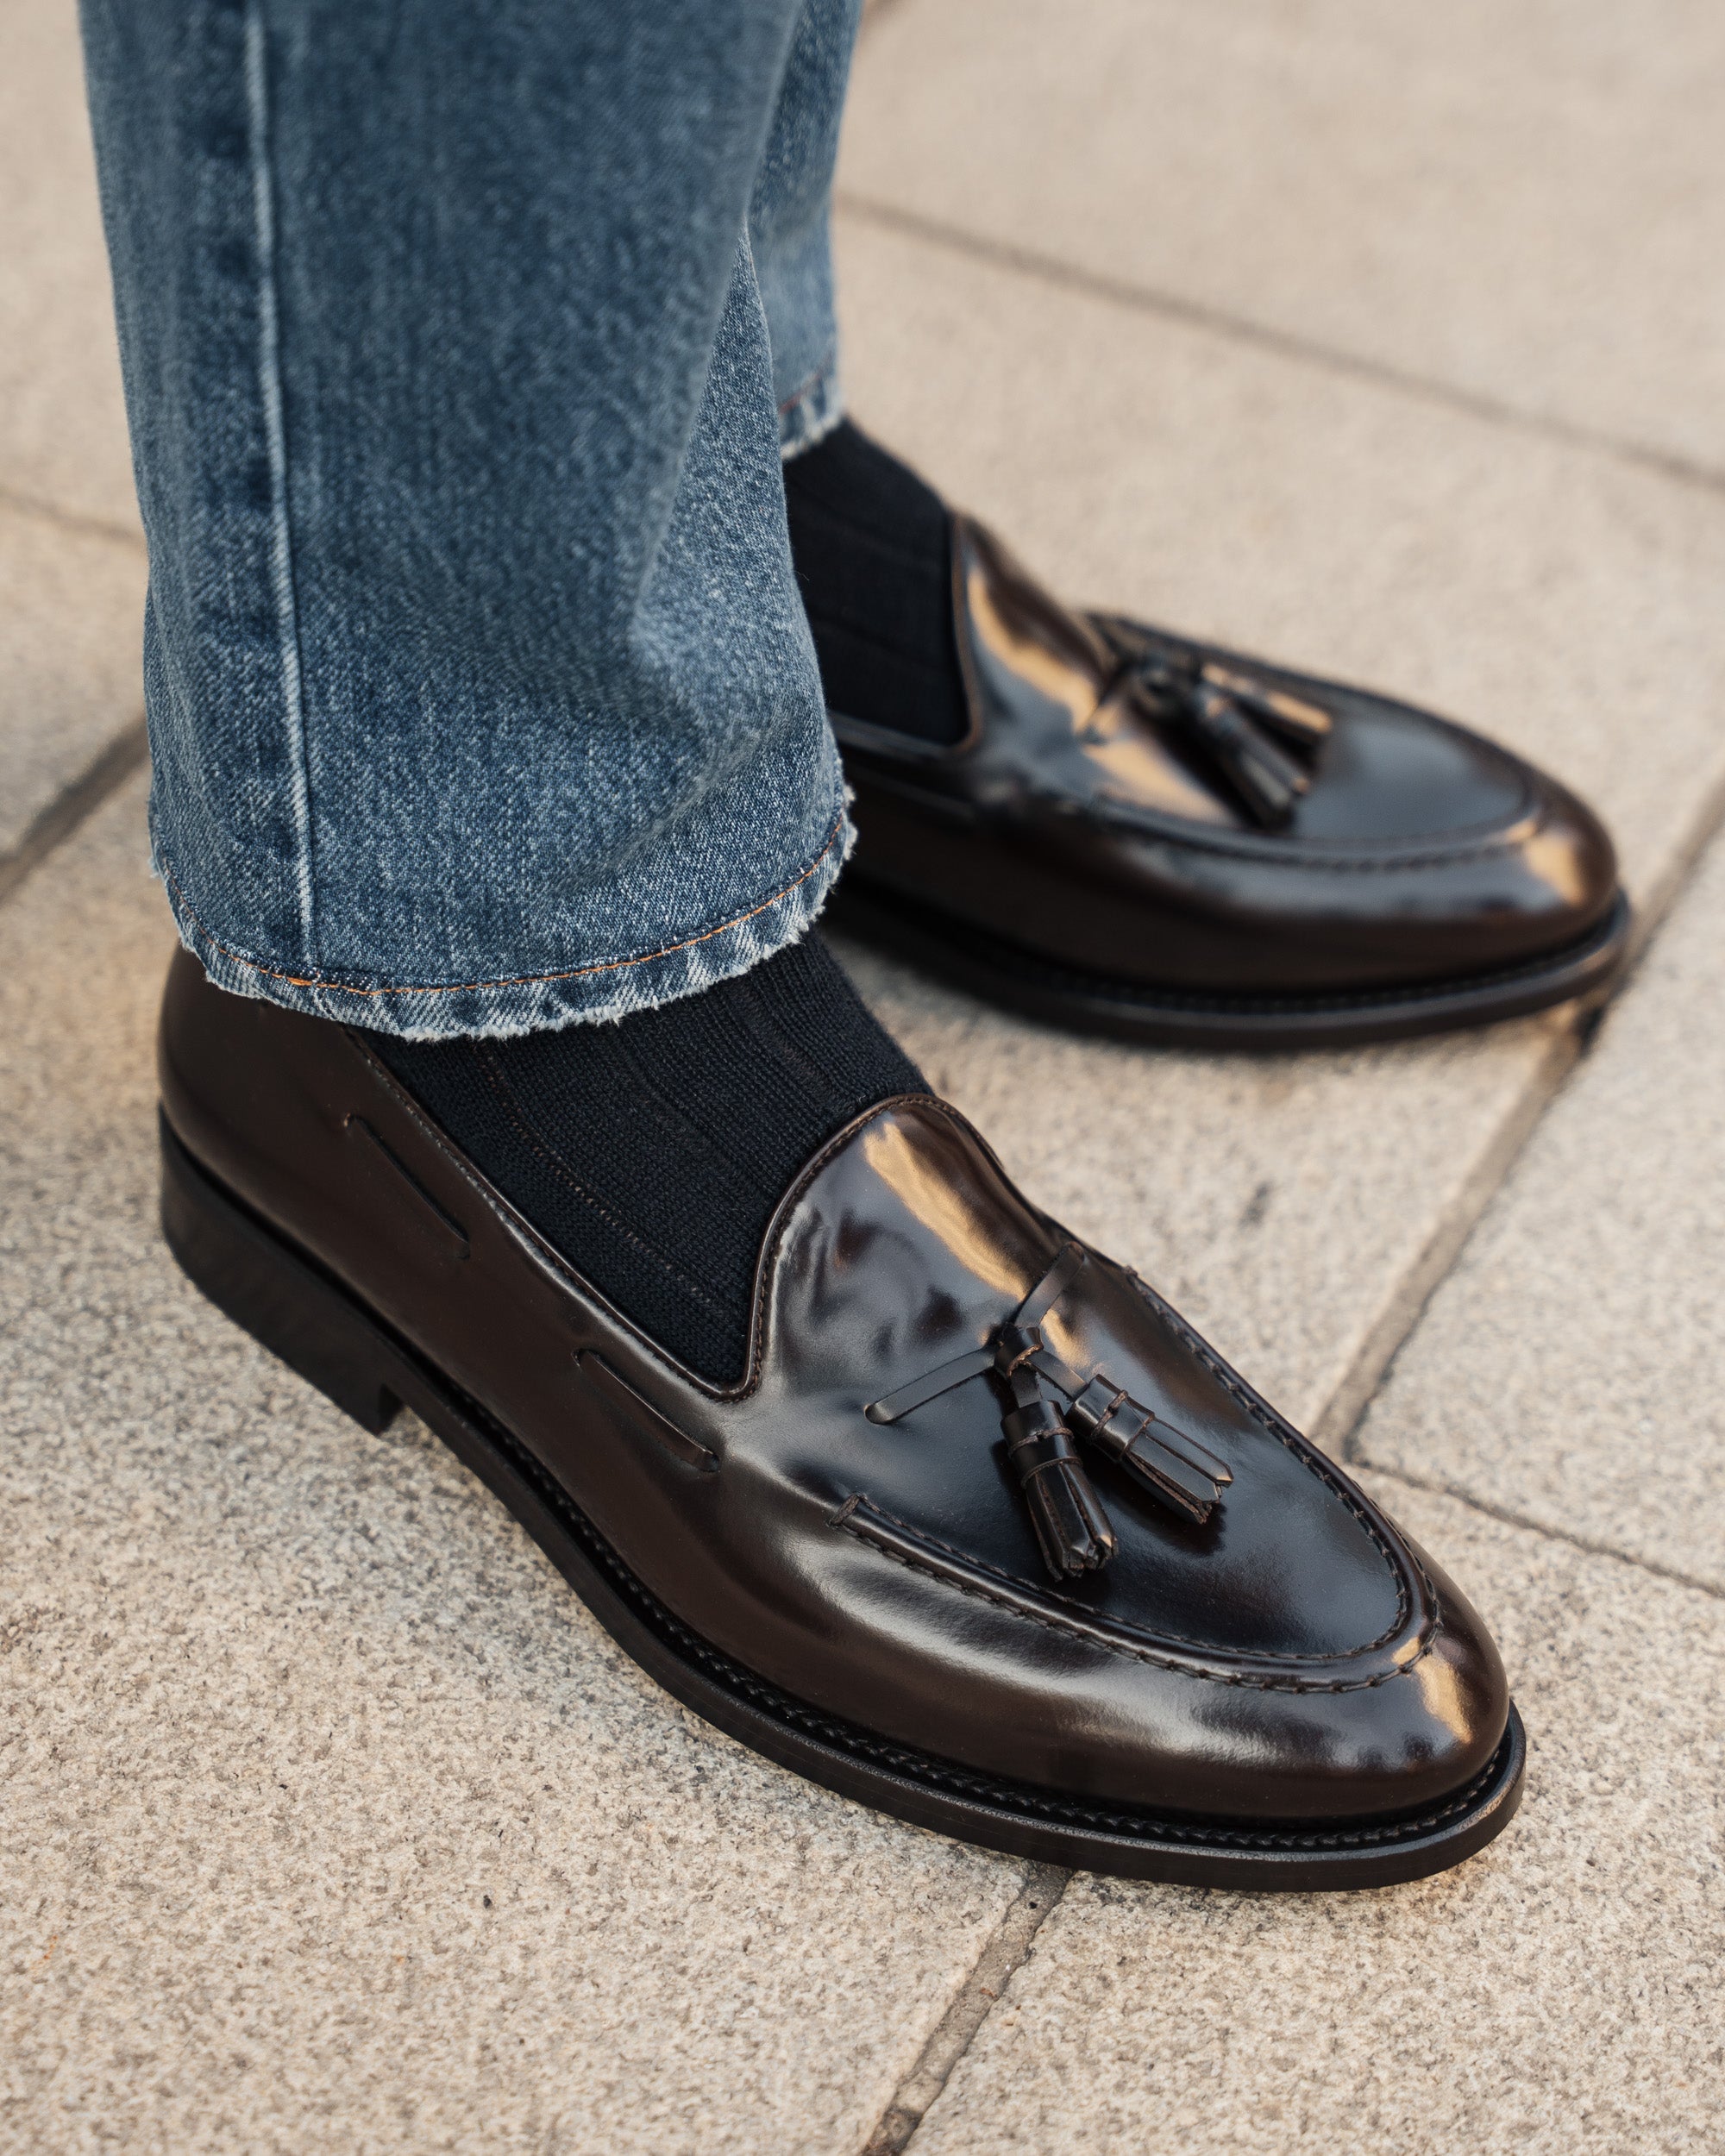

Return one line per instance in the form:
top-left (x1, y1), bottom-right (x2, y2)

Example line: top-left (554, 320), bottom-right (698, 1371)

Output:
top-left (160, 1112), bottom-right (403, 1433)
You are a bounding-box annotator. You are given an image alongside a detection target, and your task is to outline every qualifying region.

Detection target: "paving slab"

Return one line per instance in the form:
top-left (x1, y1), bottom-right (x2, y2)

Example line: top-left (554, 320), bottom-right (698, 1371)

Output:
top-left (843, 0), bottom-right (1725, 474)
top-left (0, 781), bottom-right (1030, 2156)
top-left (831, 211), bottom-right (1725, 1430)
top-left (0, 0), bottom-right (138, 534)
top-left (906, 1476), bottom-right (1725, 2156)
top-left (1356, 824), bottom-right (1725, 1592)
top-left (0, 501), bottom-right (145, 860)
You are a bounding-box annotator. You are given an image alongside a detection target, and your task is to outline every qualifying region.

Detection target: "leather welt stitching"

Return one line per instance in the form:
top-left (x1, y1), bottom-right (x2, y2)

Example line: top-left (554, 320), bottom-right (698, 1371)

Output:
top-left (837, 1500), bottom-right (1438, 1693)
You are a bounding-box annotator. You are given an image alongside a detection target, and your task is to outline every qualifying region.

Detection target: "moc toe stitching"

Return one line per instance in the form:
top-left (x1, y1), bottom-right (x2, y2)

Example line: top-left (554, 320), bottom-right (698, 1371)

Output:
top-left (837, 1496), bottom-right (1439, 1688)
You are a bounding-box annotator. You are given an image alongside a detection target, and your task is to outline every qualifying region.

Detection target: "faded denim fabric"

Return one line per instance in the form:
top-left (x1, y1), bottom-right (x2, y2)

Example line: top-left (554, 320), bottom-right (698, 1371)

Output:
top-left (752, 0), bottom-right (863, 454)
top-left (79, 0), bottom-right (862, 1037)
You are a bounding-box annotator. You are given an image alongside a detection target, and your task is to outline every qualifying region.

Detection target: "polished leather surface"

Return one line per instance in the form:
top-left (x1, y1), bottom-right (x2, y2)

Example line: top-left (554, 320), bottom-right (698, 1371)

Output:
top-left (160, 949), bottom-right (1509, 1824)
top-left (833, 515), bottom-right (1621, 997)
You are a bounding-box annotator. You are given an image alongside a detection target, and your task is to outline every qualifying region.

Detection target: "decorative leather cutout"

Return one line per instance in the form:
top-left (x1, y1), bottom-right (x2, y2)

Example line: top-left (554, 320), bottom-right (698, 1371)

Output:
top-left (343, 1113), bottom-right (469, 1259)
top-left (576, 1351), bottom-right (718, 1472)
top-left (865, 1242), bottom-right (1231, 1578)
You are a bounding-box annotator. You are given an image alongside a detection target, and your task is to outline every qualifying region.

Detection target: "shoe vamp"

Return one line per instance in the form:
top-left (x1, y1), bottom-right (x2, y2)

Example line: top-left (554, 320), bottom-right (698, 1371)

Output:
top-left (738, 1104), bottom-right (1413, 1670)
top-left (762, 1263), bottom-right (1407, 1667)
top-left (1285, 690), bottom-right (1529, 843)
top-left (1117, 626), bottom-right (1532, 845)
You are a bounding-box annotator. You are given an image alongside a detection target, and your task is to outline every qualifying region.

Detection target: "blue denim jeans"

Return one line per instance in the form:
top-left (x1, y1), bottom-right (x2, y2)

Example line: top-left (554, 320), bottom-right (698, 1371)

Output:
top-left (80, 0), bottom-right (863, 1036)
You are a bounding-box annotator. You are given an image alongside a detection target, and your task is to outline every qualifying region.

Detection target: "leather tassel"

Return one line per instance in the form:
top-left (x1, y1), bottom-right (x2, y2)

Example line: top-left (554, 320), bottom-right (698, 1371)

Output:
top-left (1000, 1389), bottom-right (1117, 1578)
top-left (1087, 614), bottom-right (1331, 830)
top-left (1201, 661), bottom-right (1333, 749)
top-left (862, 1240), bottom-right (1229, 1568)
top-left (1182, 680), bottom-right (1310, 829)
top-left (1065, 1376), bottom-right (1231, 1526)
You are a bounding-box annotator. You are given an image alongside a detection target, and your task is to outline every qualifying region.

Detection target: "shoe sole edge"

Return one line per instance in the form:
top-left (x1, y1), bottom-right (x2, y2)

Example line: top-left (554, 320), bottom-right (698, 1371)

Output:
top-left (826, 880), bottom-right (1632, 1050)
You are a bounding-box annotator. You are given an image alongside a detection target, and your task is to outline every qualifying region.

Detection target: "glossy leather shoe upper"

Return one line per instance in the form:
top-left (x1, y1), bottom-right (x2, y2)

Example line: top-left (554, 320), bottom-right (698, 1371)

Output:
top-left (833, 515), bottom-right (1621, 997)
top-left (160, 949), bottom-right (1510, 1827)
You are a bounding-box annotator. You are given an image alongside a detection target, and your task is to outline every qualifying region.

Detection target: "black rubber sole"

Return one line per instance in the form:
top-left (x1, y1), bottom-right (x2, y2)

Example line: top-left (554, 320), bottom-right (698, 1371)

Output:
top-left (161, 1113), bottom-right (1526, 1890)
top-left (826, 879), bottom-right (1633, 1050)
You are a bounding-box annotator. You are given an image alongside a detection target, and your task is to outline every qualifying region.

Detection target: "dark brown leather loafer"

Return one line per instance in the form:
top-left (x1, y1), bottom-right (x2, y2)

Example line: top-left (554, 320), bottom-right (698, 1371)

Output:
top-left (158, 948), bottom-right (1523, 1888)
top-left (826, 516), bottom-right (1628, 1047)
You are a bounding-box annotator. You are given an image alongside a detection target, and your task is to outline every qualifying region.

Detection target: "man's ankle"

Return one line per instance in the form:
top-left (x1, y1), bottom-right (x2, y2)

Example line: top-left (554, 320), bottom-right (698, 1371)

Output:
top-left (782, 420), bottom-right (968, 747)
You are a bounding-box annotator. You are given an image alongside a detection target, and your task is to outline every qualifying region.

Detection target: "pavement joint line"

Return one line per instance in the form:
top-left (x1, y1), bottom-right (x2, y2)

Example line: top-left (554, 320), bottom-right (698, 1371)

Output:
top-left (834, 192), bottom-right (1725, 505)
top-left (0, 482), bottom-right (144, 552)
top-left (1320, 742), bottom-right (1725, 1469)
top-left (857, 1863), bottom-right (1070, 2155)
top-left (0, 719), bottom-right (148, 913)
top-left (1604, 753), bottom-right (1725, 973)
top-left (1353, 1458), bottom-right (1725, 1606)
top-left (1314, 1017), bottom-right (1583, 1463)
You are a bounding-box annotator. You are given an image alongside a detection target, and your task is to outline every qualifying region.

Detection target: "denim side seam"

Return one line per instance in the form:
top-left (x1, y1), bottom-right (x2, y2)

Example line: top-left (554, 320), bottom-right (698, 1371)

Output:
top-left (243, 0), bottom-right (320, 989)
top-left (154, 798), bottom-right (856, 1041)
top-left (777, 345), bottom-right (844, 458)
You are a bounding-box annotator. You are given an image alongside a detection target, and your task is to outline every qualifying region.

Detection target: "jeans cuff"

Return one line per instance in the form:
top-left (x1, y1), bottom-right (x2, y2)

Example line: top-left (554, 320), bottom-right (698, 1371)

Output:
top-left (777, 349), bottom-right (844, 459)
top-left (154, 799), bottom-right (856, 1042)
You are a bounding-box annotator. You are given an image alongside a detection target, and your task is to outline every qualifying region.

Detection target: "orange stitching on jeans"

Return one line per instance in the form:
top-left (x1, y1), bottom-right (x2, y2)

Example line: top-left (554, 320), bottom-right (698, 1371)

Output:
top-left (777, 346), bottom-right (836, 416)
top-left (158, 808), bottom-right (847, 1001)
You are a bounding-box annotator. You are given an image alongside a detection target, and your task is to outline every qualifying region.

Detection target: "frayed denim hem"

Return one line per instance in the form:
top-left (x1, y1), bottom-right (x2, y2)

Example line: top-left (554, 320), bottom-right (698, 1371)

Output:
top-left (778, 351), bottom-right (844, 459)
top-left (154, 803), bottom-right (856, 1042)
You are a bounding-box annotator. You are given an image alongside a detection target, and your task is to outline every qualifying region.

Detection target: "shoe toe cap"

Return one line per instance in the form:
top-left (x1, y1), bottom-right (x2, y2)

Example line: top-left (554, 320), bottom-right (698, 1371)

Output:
top-left (1201, 1544), bottom-right (1510, 1826)
top-left (1291, 688), bottom-right (1623, 969)
top-left (1050, 1521), bottom-right (1512, 1831)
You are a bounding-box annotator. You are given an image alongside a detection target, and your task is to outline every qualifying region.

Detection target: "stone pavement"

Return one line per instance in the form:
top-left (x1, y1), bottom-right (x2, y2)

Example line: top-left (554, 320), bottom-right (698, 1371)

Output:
top-left (2, 3), bottom-right (1722, 2150)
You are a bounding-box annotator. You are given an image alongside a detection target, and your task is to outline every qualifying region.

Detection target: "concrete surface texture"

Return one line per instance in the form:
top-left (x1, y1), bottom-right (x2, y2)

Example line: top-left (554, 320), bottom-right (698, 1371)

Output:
top-left (1358, 830), bottom-right (1725, 1591)
top-left (0, 0), bottom-right (136, 535)
top-left (839, 0), bottom-right (1725, 471)
top-left (0, 505), bottom-right (143, 860)
top-left (3, 2), bottom-right (1722, 2152)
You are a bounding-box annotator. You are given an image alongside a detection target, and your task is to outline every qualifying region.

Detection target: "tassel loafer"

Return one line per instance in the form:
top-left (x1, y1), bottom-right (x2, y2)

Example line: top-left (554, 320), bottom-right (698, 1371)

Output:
top-left (158, 948), bottom-right (1524, 1889)
top-left (826, 515), bottom-right (1629, 1047)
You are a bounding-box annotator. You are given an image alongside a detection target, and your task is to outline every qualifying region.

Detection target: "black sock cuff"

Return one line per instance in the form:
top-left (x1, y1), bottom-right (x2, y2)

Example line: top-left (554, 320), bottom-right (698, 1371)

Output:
top-left (784, 420), bottom-right (969, 747)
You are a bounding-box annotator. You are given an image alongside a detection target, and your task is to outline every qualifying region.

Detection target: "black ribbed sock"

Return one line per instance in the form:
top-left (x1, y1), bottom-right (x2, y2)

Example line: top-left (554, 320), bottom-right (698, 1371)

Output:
top-left (367, 934), bottom-right (926, 1385)
top-left (782, 419), bottom-right (968, 746)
